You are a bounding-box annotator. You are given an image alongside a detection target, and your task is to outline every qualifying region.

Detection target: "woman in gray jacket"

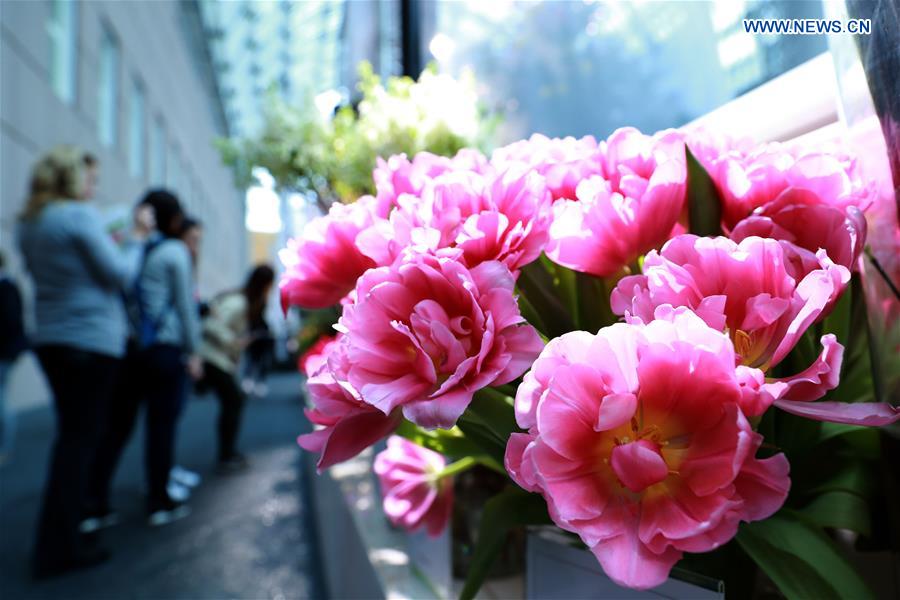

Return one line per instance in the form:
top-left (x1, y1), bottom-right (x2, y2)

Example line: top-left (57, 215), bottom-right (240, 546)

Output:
top-left (18, 146), bottom-right (146, 578)
top-left (87, 190), bottom-right (203, 529)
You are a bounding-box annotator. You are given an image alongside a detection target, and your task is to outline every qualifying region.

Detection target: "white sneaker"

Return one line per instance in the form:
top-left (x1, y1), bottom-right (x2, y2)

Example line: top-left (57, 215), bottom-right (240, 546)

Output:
top-left (170, 465), bottom-right (201, 488)
top-left (253, 382), bottom-right (269, 397)
top-left (79, 509), bottom-right (121, 533)
top-left (167, 480), bottom-right (191, 502)
top-left (147, 501), bottom-right (191, 527)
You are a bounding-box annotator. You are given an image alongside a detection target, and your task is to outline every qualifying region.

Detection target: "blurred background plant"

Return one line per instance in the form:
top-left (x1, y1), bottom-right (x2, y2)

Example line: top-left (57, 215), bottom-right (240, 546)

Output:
top-left (217, 61), bottom-right (499, 210)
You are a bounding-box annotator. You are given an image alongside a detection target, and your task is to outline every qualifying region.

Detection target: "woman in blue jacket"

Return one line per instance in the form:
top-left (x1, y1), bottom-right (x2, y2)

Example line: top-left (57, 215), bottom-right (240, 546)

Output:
top-left (18, 146), bottom-right (147, 578)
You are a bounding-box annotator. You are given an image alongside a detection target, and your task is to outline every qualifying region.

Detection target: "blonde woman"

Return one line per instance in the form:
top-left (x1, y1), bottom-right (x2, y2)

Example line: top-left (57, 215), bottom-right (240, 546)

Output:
top-left (17, 146), bottom-right (149, 578)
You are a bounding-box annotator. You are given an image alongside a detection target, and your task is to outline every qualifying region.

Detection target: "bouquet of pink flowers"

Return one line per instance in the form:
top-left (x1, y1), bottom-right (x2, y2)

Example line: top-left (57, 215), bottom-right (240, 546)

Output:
top-left (285, 128), bottom-right (899, 598)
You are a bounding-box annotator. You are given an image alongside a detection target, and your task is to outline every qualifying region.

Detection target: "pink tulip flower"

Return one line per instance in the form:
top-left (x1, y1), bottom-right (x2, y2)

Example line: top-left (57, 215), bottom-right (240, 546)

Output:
top-left (298, 338), bottom-right (402, 471)
top-left (545, 127), bottom-right (687, 277)
top-left (358, 167), bottom-right (553, 273)
top-left (506, 309), bottom-right (790, 590)
top-left (611, 235), bottom-right (849, 374)
top-left (339, 254), bottom-right (544, 429)
top-left (279, 199), bottom-right (377, 310)
top-left (373, 150), bottom-right (490, 217)
top-left (374, 436), bottom-right (453, 537)
top-left (611, 236), bottom-right (899, 425)
top-left (687, 136), bottom-right (873, 232)
top-left (731, 188), bottom-right (867, 273)
top-left (491, 133), bottom-right (603, 201)
top-left (298, 334), bottom-right (339, 377)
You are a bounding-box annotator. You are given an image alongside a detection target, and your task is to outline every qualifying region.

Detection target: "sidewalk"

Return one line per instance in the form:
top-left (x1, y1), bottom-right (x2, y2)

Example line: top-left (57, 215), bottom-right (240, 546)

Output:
top-left (0, 371), bottom-right (324, 600)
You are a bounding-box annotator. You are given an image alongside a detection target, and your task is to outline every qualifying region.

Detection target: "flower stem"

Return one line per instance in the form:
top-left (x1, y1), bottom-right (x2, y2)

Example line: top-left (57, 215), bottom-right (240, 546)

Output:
top-left (437, 456), bottom-right (479, 480)
top-left (865, 249), bottom-right (900, 301)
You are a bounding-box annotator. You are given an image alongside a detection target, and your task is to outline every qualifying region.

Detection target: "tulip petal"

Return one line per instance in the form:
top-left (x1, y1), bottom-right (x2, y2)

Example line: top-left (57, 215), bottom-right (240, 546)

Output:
top-left (773, 399), bottom-right (900, 426)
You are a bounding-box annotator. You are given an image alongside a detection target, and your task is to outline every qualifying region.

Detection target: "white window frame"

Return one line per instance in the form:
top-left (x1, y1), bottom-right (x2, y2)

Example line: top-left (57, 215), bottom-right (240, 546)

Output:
top-left (686, 53), bottom-right (838, 145)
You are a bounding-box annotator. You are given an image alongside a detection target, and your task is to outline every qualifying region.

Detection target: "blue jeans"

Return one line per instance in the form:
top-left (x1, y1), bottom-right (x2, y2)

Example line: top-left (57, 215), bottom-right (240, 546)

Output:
top-left (33, 346), bottom-right (120, 568)
top-left (88, 343), bottom-right (187, 510)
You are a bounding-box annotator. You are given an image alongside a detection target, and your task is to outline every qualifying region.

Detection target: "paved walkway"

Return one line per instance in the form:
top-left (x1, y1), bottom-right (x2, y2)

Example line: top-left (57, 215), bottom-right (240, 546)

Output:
top-left (0, 371), bottom-right (324, 600)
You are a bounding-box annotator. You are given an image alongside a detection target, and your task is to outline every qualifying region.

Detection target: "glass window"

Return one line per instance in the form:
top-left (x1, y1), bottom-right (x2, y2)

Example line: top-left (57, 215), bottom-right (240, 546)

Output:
top-left (168, 145), bottom-right (181, 192)
top-left (149, 117), bottom-right (166, 184)
top-left (97, 26), bottom-right (119, 148)
top-left (48, 0), bottom-right (78, 104)
top-left (128, 78), bottom-right (146, 178)
top-left (432, 0), bottom-right (828, 142)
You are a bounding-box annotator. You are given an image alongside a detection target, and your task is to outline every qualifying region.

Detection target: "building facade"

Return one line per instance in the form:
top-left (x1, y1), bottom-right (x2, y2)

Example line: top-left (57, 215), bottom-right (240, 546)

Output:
top-left (1, 0), bottom-right (247, 409)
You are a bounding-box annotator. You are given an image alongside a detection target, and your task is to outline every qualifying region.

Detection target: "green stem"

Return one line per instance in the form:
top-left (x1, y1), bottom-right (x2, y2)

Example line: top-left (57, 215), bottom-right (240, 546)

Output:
top-left (436, 456), bottom-right (479, 480)
top-left (865, 248), bottom-right (900, 301)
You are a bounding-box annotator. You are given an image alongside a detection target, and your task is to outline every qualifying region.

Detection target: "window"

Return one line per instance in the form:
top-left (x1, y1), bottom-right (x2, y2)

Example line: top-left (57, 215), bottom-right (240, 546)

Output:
top-left (168, 145), bottom-right (181, 192)
top-left (432, 0), bottom-right (828, 141)
top-left (48, 0), bottom-right (78, 104)
top-left (97, 26), bottom-right (119, 147)
top-left (149, 117), bottom-right (166, 184)
top-left (128, 78), bottom-right (146, 178)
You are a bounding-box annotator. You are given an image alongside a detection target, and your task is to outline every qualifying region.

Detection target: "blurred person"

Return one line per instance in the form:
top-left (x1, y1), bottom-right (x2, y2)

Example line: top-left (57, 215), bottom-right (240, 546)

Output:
top-left (87, 190), bottom-right (203, 529)
top-left (199, 265), bottom-right (275, 473)
top-left (0, 251), bottom-right (28, 464)
top-left (167, 215), bottom-right (205, 500)
top-left (17, 146), bottom-right (147, 578)
top-left (241, 310), bottom-right (274, 399)
top-left (179, 216), bottom-right (203, 266)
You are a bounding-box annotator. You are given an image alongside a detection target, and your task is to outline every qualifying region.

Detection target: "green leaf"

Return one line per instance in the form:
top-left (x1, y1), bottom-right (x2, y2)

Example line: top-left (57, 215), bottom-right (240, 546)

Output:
top-left (736, 510), bottom-right (874, 600)
top-left (800, 490), bottom-right (871, 537)
top-left (459, 488), bottom-right (552, 600)
top-left (821, 282), bottom-right (852, 347)
top-left (685, 145), bottom-right (723, 237)
top-left (515, 288), bottom-right (550, 337)
top-left (575, 271), bottom-right (617, 333)
top-left (456, 416), bottom-right (507, 466)
top-left (469, 387), bottom-right (518, 439)
top-left (394, 420), bottom-right (502, 470)
top-left (815, 422), bottom-right (867, 446)
top-left (518, 259), bottom-right (576, 337)
top-left (802, 458), bottom-right (876, 498)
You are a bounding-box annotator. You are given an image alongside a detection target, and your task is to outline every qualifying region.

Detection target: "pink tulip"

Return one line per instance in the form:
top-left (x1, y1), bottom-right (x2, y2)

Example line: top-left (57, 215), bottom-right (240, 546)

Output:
top-left (374, 436), bottom-right (453, 537)
top-left (279, 199), bottom-right (377, 310)
top-left (611, 235), bottom-right (849, 375)
top-left (297, 337), bottom-right (401, 471)
top-left (298, 334), bottom-right (339, 377)
top-left (373, 150), bottom-right (489, 217)
top-left (611, 236), bottom-right (899, 425)
top-left (358, 166), bottom-right (553, 273)
top-left (491, 133), bottom-right (603, 200)
top-left (731, 188), bottom-right (867, 273)
top-left (687, 136), bottom-right (873, 231)
top-left (339, 254), bottom-right (544, 429)
top-left (545, 127), bottom-right (687, 277)
top-left (506, 309), bottom-right (790, 590)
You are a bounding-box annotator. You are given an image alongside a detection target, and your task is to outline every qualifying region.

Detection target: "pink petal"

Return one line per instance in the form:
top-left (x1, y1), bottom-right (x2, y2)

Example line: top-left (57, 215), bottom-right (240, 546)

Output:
top-left (771, 334), bottom-right (843, 402)
top-left (733, 452), bottom-right (791, 521)
top-left (595, 393), bottom-right (637, 432)
top-left (590, 522), bottom-right (682, 591)
top-left (505, 433), bottom-right (541, 492)
top-left (773, 399), bottom-right (900, 426)
top-left (610, 440), bottom-right (668, 493)
top-left (402, 388), bottom-right (475, 430)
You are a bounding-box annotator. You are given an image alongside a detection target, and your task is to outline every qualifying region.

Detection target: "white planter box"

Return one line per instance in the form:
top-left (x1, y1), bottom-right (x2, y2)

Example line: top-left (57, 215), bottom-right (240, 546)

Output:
top-left (526, 528), bottom-right (724, 599)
